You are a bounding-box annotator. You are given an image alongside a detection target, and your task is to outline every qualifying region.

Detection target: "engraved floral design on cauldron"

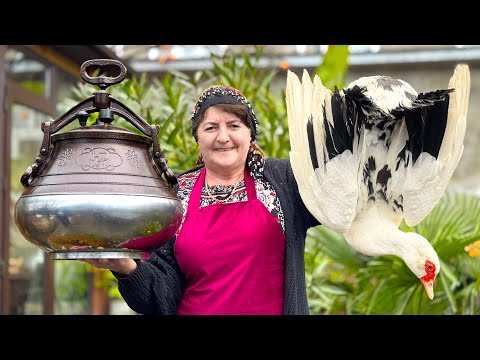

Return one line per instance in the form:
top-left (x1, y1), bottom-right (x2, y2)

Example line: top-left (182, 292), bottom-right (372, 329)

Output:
top-left (57, 148), bottom-right (73, 167)
top-left (77, 147), bottom-right (122, 171)
top-left (126, 149), bottom-right (140, 170)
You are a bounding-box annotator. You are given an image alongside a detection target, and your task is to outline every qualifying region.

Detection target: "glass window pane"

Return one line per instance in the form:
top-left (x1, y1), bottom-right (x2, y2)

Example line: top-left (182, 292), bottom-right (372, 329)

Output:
top-left (5, 47), bottom-right (50, 97)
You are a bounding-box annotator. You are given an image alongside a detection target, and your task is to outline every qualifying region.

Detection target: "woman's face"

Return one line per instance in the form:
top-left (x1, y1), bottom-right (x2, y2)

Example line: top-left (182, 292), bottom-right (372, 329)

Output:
top-left (197, 105), bottom-right (251, 175)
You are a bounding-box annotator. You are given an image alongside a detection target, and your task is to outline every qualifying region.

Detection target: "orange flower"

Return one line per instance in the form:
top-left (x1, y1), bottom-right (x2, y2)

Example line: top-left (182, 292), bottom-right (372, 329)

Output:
top-left (465, 241), bottom-right (480, 257)
top-left (469, 248), bottom-right (480, 257)
top-left (279, 60), bottom-right (289, 71)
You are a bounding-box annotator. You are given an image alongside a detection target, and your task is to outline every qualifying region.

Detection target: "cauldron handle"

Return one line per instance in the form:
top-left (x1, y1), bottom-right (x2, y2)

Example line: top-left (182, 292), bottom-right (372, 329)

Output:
top-left (20, 95), bottom-right (178, 190)
top-left (21, 58), bottom-right (178, 189)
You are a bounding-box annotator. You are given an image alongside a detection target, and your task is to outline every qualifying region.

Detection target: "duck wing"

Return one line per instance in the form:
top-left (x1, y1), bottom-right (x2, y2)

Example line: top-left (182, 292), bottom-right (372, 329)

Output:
top-left (401, 64), bottom-right (470, 226)
top-left (286, 70), bottom-right (359, 233)
top-left (286, 65), bottom-right (470, 233)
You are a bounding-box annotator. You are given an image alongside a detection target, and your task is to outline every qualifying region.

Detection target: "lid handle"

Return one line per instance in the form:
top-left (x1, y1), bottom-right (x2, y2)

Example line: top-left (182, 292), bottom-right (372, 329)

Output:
top-left (80, 59), bottom-right (127, 90)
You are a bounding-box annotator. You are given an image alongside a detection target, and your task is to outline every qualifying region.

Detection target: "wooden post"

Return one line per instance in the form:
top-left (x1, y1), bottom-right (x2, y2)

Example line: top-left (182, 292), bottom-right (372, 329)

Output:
top-left (91, 269), bottom-right (110, 315)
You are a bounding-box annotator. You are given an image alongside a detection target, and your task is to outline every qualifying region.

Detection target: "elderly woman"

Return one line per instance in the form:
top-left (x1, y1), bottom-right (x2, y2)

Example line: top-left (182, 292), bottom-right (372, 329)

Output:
top-left (84, 85), bottom-right (319, 315)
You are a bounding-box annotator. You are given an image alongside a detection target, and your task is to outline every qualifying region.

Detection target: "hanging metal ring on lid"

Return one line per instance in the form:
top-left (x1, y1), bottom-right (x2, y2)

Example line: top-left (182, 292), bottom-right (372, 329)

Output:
top-left (80, 59), bottom-right (127, 90)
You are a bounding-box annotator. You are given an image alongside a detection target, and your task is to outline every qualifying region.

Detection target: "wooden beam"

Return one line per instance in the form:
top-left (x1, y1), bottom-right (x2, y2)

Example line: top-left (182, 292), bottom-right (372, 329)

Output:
top-left (26, 45), bottom-right (81, 79)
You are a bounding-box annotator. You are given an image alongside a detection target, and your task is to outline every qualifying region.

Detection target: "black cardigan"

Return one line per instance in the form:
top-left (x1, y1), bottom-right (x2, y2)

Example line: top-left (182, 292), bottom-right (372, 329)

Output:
top-left (116, 158), bottom-right (320, 314)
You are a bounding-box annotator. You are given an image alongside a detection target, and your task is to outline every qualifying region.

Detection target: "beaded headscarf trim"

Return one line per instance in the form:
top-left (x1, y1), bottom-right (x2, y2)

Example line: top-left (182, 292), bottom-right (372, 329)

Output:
top-left (191, 85), bottom-right (259, 142)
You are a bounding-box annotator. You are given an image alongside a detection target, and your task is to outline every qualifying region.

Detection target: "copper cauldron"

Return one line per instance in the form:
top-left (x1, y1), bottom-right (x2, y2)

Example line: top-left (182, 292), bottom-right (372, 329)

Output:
top-left (14, 59), bottom-right (183, 260)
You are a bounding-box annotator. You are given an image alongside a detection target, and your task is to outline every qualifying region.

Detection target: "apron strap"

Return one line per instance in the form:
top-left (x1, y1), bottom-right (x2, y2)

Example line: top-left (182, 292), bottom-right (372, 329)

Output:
top-left (244, 167), bottom-right (257, 200)
top-left (187, 167), bottom-right (206, 212)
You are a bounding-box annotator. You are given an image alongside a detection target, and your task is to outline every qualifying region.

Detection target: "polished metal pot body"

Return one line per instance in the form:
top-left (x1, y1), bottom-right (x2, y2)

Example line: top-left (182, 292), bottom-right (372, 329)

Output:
top-left (15, 125), bottom-right (182, 259)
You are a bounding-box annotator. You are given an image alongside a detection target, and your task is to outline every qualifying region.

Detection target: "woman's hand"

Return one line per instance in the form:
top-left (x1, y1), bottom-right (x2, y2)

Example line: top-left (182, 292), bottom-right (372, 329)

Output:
top-left (81, 258), bottom-right (138, 276)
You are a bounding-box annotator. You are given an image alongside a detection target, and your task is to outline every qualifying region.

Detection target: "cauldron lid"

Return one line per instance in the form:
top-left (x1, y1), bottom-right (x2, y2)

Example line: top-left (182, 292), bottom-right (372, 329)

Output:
top-left (51, 124), bottom-right (152, 145)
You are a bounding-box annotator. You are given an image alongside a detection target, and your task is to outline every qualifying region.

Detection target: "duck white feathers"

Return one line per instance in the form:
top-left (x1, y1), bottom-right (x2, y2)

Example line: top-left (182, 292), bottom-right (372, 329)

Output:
top-left (286, 64), bottom-right (470, 299)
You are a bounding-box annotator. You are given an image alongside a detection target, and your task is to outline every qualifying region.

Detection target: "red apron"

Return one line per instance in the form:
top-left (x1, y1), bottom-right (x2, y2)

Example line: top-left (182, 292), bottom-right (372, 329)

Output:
top-left (175, 167), bottom-right (286, 315)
